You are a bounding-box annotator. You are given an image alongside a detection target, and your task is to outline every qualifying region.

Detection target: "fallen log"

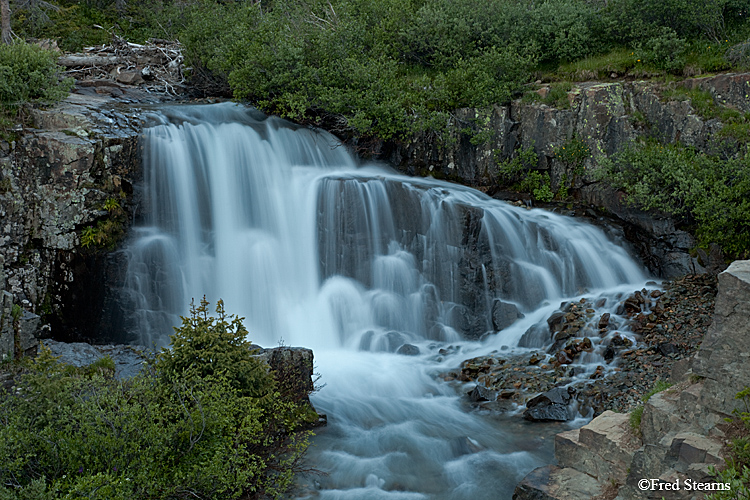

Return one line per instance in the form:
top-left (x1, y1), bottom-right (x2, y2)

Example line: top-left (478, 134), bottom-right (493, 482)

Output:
top-left (58, 55), bottom-right (123, 67)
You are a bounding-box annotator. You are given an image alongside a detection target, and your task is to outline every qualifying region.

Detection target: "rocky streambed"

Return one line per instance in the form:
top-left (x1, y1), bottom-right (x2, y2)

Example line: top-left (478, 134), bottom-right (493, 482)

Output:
top-left (438, 273), bottom-right (717, 421)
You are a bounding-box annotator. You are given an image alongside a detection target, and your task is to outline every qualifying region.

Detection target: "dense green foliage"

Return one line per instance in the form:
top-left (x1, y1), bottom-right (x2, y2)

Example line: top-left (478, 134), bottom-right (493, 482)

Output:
top-left (0, 42), bottom-right (72, 128)
top-left (7, 0), bottom-right (750, 139)
top-left (495, 144), bottom-right (553, 202)
top-left (80, 197), bottom-right (127, 250)
top-left (597, 141), bottom-right (750, 258)
top-left (0, 300), bottom-right (311, 500)
top-left (707, 387), bottom-right (750, 500)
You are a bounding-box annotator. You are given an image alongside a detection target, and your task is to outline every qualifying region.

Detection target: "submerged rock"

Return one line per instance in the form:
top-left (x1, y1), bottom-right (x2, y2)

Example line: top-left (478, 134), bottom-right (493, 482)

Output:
top-left (523, 386), bottom-right (576, 422)
top-left (396, 343), bottom-right (420, 356)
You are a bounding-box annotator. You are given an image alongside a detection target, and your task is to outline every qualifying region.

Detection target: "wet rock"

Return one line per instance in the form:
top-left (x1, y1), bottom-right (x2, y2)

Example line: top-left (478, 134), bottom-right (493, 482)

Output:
top-left (491, 299), bottom-right (523, 331)
top-left (523, 386), bottom-right (575, 422)
top-left (657, 342), bottom-right (677, 356)
top-left (519, 322), bottom-right (551, 348)
top-left (598, 312), bottom-right (610, 330)
top-left (468, 384), bottom-right (498, 402)
top-left (396, 343), bottom-right (420, 356)
top-left (547, 311), bottom-right (566, 332)
top-left (555, 351), bottom-right (573, 366)
top-left (603, 346), bottom-right (616, 363)
top-left (385, 331), bottom-right (406, 352)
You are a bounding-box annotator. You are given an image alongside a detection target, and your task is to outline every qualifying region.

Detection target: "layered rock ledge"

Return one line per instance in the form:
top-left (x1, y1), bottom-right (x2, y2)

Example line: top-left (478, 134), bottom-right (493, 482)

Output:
top-left (513, 260), bottom-right (750, 500)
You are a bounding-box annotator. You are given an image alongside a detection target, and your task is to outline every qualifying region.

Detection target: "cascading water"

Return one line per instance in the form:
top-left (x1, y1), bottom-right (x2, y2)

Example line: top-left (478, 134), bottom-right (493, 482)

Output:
top-left (124, 103), bottom-right (650, 499)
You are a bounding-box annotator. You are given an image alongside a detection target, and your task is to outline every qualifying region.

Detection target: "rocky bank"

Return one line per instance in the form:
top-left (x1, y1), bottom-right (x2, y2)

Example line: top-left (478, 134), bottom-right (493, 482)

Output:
top-left (513, 260), bottom-right (750, 500)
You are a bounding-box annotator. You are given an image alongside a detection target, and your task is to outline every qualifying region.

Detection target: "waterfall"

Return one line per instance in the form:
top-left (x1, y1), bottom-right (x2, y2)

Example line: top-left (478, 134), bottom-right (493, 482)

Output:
top-left (123, 103), bottom-right (649, 499)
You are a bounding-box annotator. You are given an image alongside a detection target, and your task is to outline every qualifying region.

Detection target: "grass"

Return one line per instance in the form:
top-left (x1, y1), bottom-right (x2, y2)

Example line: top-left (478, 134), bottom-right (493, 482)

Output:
top-left (629, 380), bottom-right (674, 436)
top-left (522, 81), bottom-right (574, 109)
top-left (552, 40), bottom-right (739, 83)
top-left (556, 48), bottom-right (639, 81)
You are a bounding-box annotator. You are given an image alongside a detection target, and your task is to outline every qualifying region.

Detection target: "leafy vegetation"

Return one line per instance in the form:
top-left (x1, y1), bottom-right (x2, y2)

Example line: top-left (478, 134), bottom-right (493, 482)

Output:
top-left (0, 299), bottom-right (312, 500)
top-left (596, 141), bottom-right (750, 258)
top-left (494, 144), bottom-right (553, 202)
top-left (0, 41), bottom-right (72, 130)
top-left (3, 0), bottom-right (749, 140)
top-left (80, 197), bottom-right (126, 250)
top-left (706, 387), bottom-right (750, 500)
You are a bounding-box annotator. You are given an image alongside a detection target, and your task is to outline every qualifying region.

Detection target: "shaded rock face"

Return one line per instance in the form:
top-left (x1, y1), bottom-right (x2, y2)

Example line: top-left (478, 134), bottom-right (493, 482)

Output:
top-left (683, 72), bottom-right (750, 113)
top-left (251, 346), bottom-right (315, 403)
top-left (369, 74), bottom-right (750, 278)
top-left (691, 260), bottom-right (750, 417)
top-left (0, 90), bottom-right (147, 344)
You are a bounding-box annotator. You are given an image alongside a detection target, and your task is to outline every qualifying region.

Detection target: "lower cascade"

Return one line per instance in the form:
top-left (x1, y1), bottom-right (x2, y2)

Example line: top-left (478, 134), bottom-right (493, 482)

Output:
top-left (123, 103), bottom-right (651, 499)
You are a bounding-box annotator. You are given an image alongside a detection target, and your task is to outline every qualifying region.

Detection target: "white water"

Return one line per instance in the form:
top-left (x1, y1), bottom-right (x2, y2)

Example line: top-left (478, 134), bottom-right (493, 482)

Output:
top-left (125, 103), bottom-right (649, 499)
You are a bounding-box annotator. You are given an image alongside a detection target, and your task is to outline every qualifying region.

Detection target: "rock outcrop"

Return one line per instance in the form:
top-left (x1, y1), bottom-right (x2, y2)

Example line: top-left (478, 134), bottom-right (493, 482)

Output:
top-left (513, 260), bottom-right (750, 500)
top-left (371, 73), bottom-right (750, 278)
top-left (0, 85), bottom-right (170, 345)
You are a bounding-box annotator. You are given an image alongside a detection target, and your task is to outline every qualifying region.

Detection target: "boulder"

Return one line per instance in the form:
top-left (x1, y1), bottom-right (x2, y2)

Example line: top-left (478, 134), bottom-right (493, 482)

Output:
top-left (468, 384), bottom-right (498, 402)
top-left (519, 322), bottom-right (552, 348)
top-left (396, 343), bottom-right (420, 356)
top-left (491, 299), bottom-right (523, 331)
top-left (524, 386), bottom-right (575, 422)
top-left (691, 260), bottom-right (750, 416)
top-left (512, 465), bottom-right (603, 500)
top-left (253, 346), bottom-right (314, 401)
top-left (43, 339), bottom-right (146, 379)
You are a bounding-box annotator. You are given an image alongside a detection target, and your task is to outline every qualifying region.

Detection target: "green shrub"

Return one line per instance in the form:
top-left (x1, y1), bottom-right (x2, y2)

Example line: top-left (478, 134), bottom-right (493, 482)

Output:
top-left (554, 135), bottom-right (590, 178)
top-left (597, 141), bottom-right (750, 258)
top-left (0, 302), bottom-right (312, 500)
top-left (155, 297), bottom-right (273, 398)
top-left (493, 144), bottom-right (555, 202)
top-left (0, 42), bottom-right (72, 116)
top-left (640, 27), bottom-right (687, 72)
top-left (80, 197), bottom-right (127, 250)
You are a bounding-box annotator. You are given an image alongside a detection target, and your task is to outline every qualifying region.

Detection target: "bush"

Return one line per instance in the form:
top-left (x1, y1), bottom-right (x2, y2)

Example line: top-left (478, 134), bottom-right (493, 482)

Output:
top-left (640, 27), bottom-right (687, 72)
top-left (155, 297), bottom-right (273, 398)
top-left (0, 42), bottom-right (72, 114)
top-left (597, 142), bottom-right (750, 258)
top-left (0, 301), bottom-right (312, 500)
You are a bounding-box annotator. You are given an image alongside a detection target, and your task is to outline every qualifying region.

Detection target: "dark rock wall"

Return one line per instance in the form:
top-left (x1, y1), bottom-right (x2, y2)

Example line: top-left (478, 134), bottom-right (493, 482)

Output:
top-left (0, 91), bottom-right (144, 346)
top-left (369, 73), bottom-right (750, 278)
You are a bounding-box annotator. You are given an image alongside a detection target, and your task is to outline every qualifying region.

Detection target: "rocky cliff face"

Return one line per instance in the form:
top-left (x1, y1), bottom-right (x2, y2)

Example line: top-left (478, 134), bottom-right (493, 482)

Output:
top-left (371, 73), bottom-right (750, 278)
top-left (0, 85), bottom-right (161, 351)
top-left (513, 260), bottom-right (750, 500)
